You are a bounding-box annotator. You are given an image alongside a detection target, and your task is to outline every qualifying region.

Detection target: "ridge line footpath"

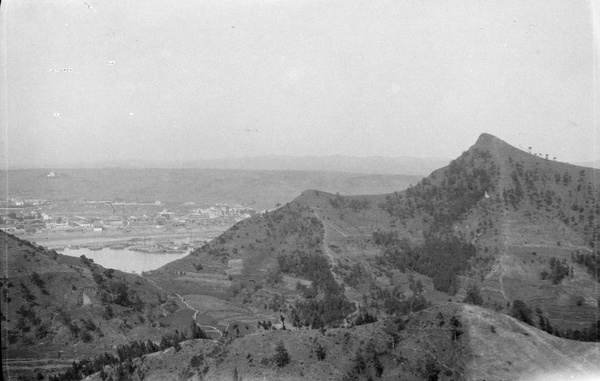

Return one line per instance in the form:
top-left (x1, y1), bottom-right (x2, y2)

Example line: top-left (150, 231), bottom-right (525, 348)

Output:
top-left (312, 210), bottom-right (347, 291)
top-left (494, 209), bottom-right (511, 303)
top-left (491, 136), bottom-right (511, 303)
top-left (316, 210), bottom-right (349, 238)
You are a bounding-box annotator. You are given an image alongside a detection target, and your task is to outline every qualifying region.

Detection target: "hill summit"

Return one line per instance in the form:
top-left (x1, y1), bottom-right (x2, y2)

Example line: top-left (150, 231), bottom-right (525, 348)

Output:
top-left (152, 133), bottom-right (599, 335)
top-left (471, 132), bottom-right (515, 151)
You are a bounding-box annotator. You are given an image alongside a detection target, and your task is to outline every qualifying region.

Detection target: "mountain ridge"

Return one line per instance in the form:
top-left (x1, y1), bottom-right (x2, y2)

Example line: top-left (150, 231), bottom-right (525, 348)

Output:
top-left (153, 133), bottom-right (599, 333)
top-left (4, 133), bottom-right (599, 380)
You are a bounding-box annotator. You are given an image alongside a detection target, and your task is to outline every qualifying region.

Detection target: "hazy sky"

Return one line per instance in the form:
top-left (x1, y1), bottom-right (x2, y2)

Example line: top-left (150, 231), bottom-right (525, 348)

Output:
top-left (1, 0), bottom-right (598, 168)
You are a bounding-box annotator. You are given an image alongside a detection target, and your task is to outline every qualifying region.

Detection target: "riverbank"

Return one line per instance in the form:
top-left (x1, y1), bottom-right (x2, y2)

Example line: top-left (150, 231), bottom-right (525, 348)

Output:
top-left (19, 225), bottom-right (228, 249)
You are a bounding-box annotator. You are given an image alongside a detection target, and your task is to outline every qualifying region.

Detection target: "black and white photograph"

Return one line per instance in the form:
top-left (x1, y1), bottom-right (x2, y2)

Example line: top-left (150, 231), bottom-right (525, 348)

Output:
top-left (1, 1), bottom-right (599, 380)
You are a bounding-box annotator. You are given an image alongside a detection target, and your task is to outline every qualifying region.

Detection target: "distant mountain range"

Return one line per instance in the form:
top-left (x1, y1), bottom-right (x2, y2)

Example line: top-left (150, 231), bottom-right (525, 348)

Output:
top-left (171, 155), bottom-right (452, 176)
top-left (20, 155), bottom-right (451, 176)
top-left (0, 168), bottom-right (422, 210)
top-left (14, 155), bottom-right (599, 174)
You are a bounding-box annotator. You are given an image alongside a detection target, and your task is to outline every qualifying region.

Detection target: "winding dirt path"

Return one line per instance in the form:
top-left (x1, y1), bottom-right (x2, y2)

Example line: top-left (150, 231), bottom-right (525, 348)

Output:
top-left (143, 276), bottom-right (223, 337)
top-left (174, 293), bottom-right (223, 337)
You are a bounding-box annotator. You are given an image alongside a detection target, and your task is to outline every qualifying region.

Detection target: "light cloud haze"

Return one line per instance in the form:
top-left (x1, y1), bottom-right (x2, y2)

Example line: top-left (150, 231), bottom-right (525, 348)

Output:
top-left (1, 0), bottom-right (597, 168)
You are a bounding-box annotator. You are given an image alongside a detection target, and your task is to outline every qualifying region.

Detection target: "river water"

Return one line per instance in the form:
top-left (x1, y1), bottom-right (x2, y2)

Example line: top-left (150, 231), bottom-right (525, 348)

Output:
top-left (60, 247), bottom-right (189, 273)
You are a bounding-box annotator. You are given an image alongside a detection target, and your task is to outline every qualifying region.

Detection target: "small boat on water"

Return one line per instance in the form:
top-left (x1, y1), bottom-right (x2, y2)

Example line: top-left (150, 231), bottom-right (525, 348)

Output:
top-left (89, 245), bottom-right (103, 251)
top-left (110, 245), bottom-right (126, 250)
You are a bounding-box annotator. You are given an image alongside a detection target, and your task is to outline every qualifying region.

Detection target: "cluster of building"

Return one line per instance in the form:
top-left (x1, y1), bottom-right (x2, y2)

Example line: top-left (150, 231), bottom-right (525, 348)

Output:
top-left (0, 204), bottom-right (254, 235)
top-left (183, 205), bottom-right (252, 222)
top-left (0, 198), bottom-right (48, 207)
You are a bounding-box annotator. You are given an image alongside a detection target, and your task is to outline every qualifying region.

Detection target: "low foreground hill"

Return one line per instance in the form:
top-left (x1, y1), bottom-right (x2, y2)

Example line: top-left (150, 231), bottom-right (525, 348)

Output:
top-left (461, 304), bottom-right (599, 381)
top-left (0, 232), bottom-right (196, 380)
top-left (81, 303), bottom-right (599, 381)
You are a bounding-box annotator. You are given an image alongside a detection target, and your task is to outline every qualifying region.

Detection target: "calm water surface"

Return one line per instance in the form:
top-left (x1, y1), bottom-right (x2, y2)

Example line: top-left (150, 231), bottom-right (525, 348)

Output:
top-left (61, 247), bottom-right (188, 273)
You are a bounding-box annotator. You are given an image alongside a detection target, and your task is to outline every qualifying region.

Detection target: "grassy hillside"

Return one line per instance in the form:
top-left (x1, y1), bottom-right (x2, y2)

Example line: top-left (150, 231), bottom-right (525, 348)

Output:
top-left (77, 303), bottom-right (599, 381)
top-left (462, 304), bottom-right (600, 380)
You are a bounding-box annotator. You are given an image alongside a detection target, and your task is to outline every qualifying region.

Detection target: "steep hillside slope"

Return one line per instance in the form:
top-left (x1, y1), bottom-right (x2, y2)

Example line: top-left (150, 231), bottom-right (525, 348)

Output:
top-left (379, 133), bottom-right (597, 245)
top-left (375, 134), bottom-right (599, 330)
top-left (461, 304), bottom-right (600, 380)
top-left (1, 232), bottom-right (196, 380)
top-left (81, 303), bottom-right (599, 381)
top-left (149, 197), bottom-right (363, 330)
top-left (151, 133), bottom-right (599, 337)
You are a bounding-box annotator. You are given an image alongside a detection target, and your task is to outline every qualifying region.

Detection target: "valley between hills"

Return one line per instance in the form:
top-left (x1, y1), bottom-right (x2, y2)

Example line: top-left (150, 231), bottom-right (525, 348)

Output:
top-left (2, 133), bottom-right (599, 381)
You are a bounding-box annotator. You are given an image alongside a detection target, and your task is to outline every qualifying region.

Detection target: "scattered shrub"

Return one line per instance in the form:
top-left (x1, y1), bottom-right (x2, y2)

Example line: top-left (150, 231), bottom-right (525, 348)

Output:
top-left (273, 341), bottom-right (291, 368)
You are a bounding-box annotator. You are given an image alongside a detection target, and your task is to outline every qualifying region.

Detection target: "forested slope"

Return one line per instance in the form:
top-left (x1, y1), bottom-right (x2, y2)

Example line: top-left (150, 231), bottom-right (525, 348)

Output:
top-left (1, 232), bottom-right (195, 380)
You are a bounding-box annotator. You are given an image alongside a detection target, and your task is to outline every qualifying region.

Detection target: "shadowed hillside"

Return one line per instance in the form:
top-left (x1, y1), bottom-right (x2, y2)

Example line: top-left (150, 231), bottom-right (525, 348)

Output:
top-left (0, 232), bottom-right (201, 380)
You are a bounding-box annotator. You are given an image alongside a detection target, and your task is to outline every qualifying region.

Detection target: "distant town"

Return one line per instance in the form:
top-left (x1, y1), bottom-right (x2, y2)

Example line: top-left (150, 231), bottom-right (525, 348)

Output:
top-left (0, 197), bottom-right (256, 236)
